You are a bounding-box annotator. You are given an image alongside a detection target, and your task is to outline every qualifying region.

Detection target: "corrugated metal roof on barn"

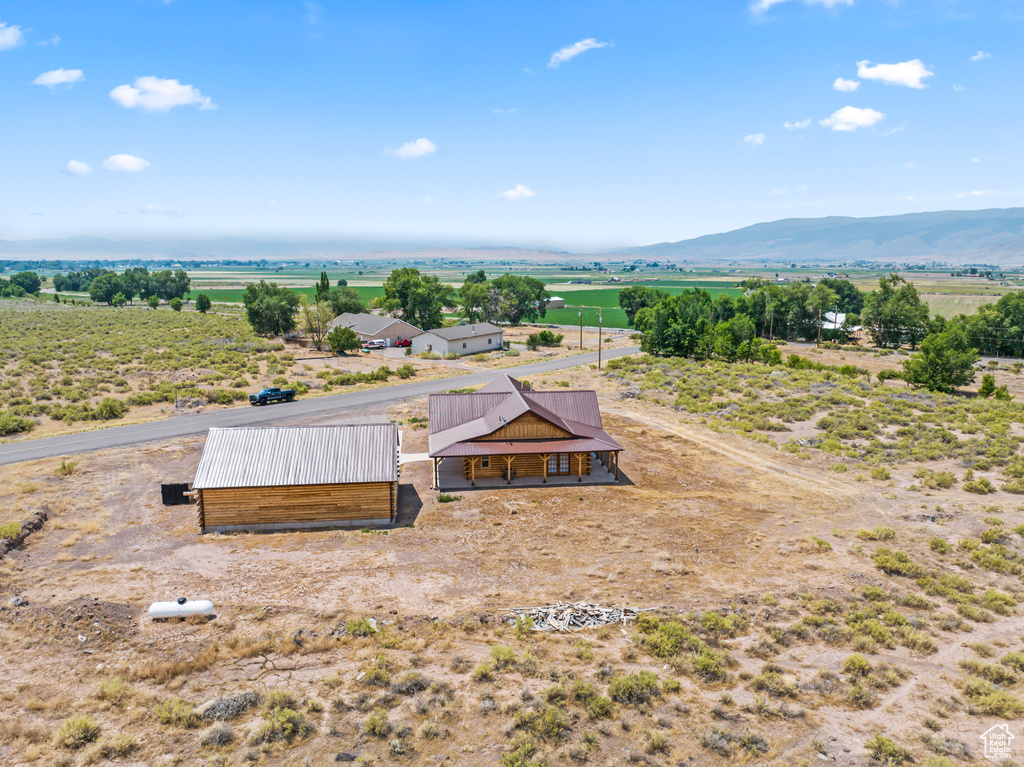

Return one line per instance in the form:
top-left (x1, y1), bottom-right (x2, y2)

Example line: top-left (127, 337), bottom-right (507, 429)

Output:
top-left (192, 424), bottom-right (398, 490)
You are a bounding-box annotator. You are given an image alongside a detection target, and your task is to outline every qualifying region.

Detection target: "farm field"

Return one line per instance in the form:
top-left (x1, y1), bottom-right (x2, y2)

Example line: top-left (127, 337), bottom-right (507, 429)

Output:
top-left (2, 357), bottom-right (1024, 766)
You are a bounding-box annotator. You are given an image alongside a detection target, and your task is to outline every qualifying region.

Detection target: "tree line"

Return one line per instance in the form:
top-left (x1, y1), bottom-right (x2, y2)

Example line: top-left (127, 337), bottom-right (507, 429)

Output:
top-left (0, 271), bottom-right (42, 297)
top-left (49, 267), bottom-right (192, 306)
top-left (242, 268), bottom-right (551, 352)
top-left (622, 273), bottom-right (1024, 394)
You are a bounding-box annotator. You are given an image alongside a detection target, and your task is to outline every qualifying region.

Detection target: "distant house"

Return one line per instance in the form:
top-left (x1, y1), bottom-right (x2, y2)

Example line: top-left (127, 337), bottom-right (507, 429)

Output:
top-left (546, 296), bottom-right (566, 309)
top-left (427, 375), bottom-right (622, 489)
top-left (411, 322), bottom-right (503, 356)
top-left (327, 313), bottom-right (421, 347)
top-left (192, 425), bottom-right (399, 533)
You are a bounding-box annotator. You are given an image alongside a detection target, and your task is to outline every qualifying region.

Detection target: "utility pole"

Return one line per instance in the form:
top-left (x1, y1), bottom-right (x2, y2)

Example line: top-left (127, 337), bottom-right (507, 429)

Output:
top-left (579, 308), bottom-right (584, 351)
top-left (597, 307), bottom-right (603, 369)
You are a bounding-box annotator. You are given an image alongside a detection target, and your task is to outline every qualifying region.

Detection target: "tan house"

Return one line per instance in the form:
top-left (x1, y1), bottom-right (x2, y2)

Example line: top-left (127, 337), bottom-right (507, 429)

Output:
top-left (328, 313), bottom-right (421, 347)
top-left (428, 375), bottom-right (622, 489)
top-left (192, 425), bottom-right (399, 532)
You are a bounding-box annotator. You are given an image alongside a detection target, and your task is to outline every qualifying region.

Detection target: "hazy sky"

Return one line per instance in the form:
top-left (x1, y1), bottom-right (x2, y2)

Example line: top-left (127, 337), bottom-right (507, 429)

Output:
top-left (1, 1), bottom-right (1021, 249)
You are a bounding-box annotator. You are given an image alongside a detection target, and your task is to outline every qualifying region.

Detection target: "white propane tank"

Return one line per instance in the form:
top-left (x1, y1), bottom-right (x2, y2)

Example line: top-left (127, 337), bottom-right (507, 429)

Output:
top-left (149, 597), bottom-right (214, 620)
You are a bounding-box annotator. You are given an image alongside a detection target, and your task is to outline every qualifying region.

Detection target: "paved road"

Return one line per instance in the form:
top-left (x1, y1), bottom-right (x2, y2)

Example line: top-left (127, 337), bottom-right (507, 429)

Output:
top-left (0, 346), bottom-right (640, 466)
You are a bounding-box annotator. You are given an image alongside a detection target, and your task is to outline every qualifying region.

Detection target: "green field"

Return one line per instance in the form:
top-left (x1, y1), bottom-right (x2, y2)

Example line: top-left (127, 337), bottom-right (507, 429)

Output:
top-left (543, 285), bottom-right (743, 328)
top-left (196, 286), bottom-right (385, 305)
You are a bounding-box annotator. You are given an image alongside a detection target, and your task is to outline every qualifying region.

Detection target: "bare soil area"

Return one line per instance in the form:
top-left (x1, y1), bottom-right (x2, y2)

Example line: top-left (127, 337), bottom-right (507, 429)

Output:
top-left (1, 370), bottom-right (1022, 766)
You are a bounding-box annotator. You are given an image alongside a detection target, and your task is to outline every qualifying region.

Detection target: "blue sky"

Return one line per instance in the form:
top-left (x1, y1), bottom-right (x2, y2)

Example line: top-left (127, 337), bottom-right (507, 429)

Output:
top-left (1, 0), bottom-right (1022, 249)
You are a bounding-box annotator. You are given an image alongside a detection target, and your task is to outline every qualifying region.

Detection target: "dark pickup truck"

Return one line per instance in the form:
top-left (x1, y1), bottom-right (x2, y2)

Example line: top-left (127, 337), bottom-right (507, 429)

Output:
top-left (249, 387), bottom-right (295, 406)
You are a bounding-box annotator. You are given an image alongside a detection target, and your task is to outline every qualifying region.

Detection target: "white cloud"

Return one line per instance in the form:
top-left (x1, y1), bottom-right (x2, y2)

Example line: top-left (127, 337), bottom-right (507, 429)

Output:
top-left (971, 51), bottom-right (991, 62)
top-left (40, 34), bottom-right (60, 47)
top-left (856, 59), bottom-right (933, 89)
top-left (500, 183), bottom-right (536, 201)
top-left (952, 84), bottom-right (965, 92)
top-left (492, 107), bottom-right (518, 114)
top-left (389, 138), bottom-right (437, 159)
top-left (417, 196), bottom-right (433, 205)
top-left (548, 38), bottom-right (608, 68)
top-left (109, 76), bottom-right (215, 112)
top-left (955, 190), bottom-right (997, 198)
top-left (744, 133), bottom-right (766, 146)
top-left (140, 205), bottom-right (185, 217)
top-left (0, 22), bottom-right (25, 49)
top-left (64, 160), bottom-right (92, 175)
top-left (103, 154), bottom-right (150, 172)
top-left (784, 119), bottom-right (811, 129)
top-left (820, 105), bottom-right (885, 131)
top-left (750, 0), bottom-right (853, 15)
top-left (972, 157), bottom-right (981, 163)
top-left (304, 2), bottom-right (322, 25)
top-left (33, 68), bottom-right (84, 88)
top-left (833, 77), bottom-right (860, 92)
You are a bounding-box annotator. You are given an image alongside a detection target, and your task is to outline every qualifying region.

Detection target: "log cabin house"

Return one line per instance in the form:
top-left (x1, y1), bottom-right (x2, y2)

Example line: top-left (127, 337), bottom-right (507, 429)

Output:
top-left (428, 375), bottom-right (622, 489)
top-left (192, 424), bottom-right (399, 533)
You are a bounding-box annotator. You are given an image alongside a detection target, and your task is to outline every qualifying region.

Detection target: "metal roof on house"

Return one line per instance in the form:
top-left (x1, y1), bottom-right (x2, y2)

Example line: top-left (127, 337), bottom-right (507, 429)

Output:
top-left (327, 312), bottom-right (420, 337)
top-left (419, 322), bottom-right (503, 341)
top-left (427, 375), bottom-right (620, 458)
top-left (192, 424), bottom-right (399, 489)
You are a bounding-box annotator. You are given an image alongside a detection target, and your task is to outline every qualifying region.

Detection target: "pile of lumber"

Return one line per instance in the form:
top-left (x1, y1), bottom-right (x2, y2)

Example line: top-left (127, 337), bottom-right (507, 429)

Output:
top-left (503, 601), bottom-right (640, 632)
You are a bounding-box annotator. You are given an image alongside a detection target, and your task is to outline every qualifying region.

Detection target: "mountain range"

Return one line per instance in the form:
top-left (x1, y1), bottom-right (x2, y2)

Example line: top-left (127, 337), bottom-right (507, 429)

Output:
top-left (2, 208), bottom-right (1024, 265)
top-left (614, 208), bottom-right (1024, 265)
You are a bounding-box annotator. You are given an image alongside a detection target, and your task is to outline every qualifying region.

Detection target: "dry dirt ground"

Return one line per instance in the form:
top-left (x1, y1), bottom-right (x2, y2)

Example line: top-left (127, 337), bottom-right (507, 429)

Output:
top-left (1, 366), bottom-right (1023, 766)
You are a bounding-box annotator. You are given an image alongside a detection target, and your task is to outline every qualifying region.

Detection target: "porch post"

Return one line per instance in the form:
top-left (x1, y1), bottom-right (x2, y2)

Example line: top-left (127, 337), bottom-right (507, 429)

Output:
top-left (540, 454), bottom-right (550, 484)
top-left (504, 455), bottom-right (515, 484)
top-left (433, 457), bottom-right (440, 489)
top-left (470, 457), bottom-right (477, 487)
top-left (575, 452), bottom-right (583, 482)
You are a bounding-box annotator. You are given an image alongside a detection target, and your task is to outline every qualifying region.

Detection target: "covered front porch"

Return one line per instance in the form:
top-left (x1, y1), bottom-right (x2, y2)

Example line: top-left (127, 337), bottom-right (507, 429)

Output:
top-left (432, 450), bottom-right (621, 490)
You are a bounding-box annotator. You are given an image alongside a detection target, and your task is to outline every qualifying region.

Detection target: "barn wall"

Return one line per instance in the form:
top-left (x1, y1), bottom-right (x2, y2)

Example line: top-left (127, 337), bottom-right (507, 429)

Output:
top-left (198, 481), bottom-right (395, 532)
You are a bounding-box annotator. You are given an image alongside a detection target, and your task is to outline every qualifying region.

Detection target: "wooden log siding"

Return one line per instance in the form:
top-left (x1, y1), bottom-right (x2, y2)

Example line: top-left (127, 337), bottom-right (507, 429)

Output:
top-left (197, 481), bottom-right (396, 531)
top-left (462, 453), bottom-right (591, 481)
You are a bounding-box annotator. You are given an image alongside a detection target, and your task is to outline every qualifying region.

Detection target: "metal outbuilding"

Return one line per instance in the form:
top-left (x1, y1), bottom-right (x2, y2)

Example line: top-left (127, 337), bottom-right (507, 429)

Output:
top-left (192, 424), bottom-right (399, 533)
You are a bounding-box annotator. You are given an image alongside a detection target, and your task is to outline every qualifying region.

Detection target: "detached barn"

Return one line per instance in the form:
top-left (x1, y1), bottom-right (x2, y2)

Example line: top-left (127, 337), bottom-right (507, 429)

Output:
top-left (192, 424), bottom-right (399, 533)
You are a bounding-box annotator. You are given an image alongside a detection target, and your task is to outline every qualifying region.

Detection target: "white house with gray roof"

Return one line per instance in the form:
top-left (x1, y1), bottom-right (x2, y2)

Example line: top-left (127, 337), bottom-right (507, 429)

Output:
top-left (327, 313), bottom-right (421, 347)
top-left (411, 322), bottom-right (504, 356)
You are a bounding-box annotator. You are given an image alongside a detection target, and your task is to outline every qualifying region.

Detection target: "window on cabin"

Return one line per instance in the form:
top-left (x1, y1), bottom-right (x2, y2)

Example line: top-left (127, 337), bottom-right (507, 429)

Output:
top-left (488, 338), bottom-right (492, 344)
top-left (481, 456), bottom-right (490, 468)
top-left (463, 342), bottom-right (466, 349)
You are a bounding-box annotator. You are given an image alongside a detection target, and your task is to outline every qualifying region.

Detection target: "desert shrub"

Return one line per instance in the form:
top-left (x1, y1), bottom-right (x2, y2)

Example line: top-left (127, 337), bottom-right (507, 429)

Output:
top-left (929, 537), bottom-right (952, 554)
top-left (471, 663), bottom-right (494, 682)
top-left (865, 734), bottom-right (914, 765)
top-left (957, 603), bottom-right (995, 623)
top-left (55, 459), bottom-right (78, 476)
top-left (643, 728), bottom-right (669, 754)
top-left (0, 412), bottom-right (34, 436)
top-left (873, 548), bottom-right (924, 578)
top-left (0, 521), bottom-right (21, 538)
top-left (252, 707), bottom-right (313, 744)
top-left (847, 682), bottom-right (876, 709)
top-left (842, 654), bottom-right (872, 677)
top-left (437, 493), bottom-right (462, 503)
top-left (963, 679), bottom-right (1024, 718)
top-left (364, 709), bottom-right (391, 738)
top-left (693, 647), bottom-right (729, 681)
top-left (857, 527), bottom-right (896, 541)
top-left (154, 697), bottom-right (199, 728)
top-left (981, 589), bottom-right (1015, 615)
top-left (396, 363), bottom-right (416, 379)
top-left (346, 617), bottom-right (376, 636)
top-left (609, 672), bottom-right (661, 705)
top-left (198, 722), bottom-right (234, 747)
top-left (95, 677), bottom-right (133, 706)
top-left (586, 695), bottom-right (615, 719)
top-left (1001, 651), bottom-right (1024, 672)
top-left (871, 467), bottom-right (891, 480)
top-left (749, 663), bottom-right (797, 696)
top-left (491, 645), bottom-right (517, 668)
top-left (55, 716), bottom-right (100, 749)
